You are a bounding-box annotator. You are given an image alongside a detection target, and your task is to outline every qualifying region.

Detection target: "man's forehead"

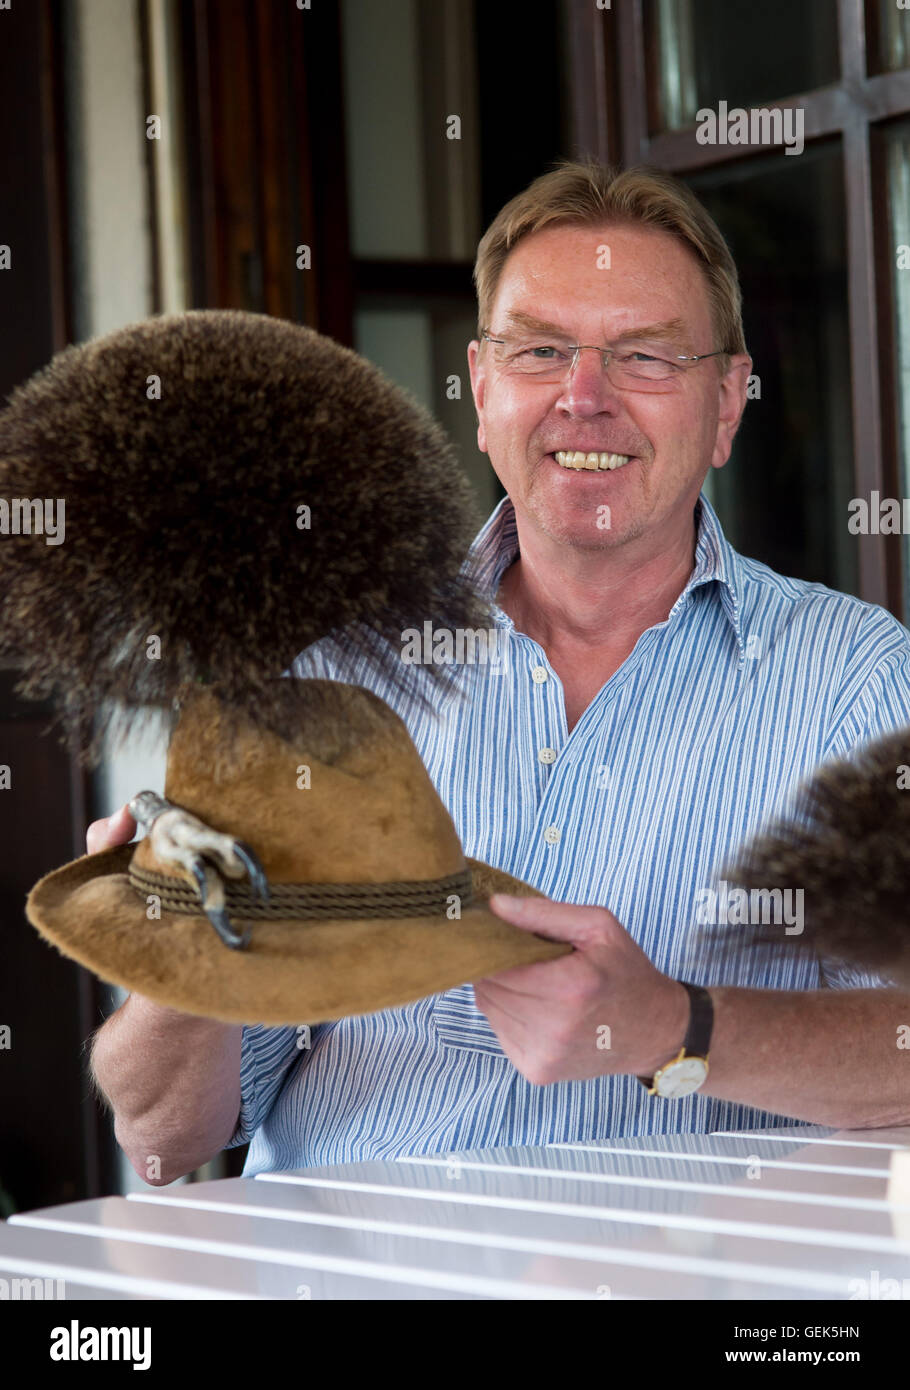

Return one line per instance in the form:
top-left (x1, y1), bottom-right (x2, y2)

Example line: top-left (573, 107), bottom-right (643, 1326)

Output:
top-left (491, 223), bottom-right (714, 334)
top-left (506, 218), bottom-right (690, 261)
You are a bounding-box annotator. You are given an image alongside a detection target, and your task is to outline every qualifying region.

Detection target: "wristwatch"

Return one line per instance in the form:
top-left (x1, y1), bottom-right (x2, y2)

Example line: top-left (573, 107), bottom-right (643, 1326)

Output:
top-left (636, 981), bottom-right (713, 1098)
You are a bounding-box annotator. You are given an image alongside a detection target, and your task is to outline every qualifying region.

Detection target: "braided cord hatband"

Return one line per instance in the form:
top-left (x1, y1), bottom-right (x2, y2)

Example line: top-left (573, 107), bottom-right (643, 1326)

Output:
top-left (128, 864), bottom-right (475, 920)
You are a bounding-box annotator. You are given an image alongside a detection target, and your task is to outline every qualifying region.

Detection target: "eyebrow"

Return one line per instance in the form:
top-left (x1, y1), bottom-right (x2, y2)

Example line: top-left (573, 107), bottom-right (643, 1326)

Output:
top-left (500, 311), bottom-right (692, 344)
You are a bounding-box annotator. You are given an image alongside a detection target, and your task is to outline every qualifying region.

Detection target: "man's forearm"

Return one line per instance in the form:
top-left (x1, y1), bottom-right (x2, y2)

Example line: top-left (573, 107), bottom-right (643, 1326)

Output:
top-left (91, 993), bottom-right (243, 1183)
top-left (697, 986), bottom-right (910, 1128)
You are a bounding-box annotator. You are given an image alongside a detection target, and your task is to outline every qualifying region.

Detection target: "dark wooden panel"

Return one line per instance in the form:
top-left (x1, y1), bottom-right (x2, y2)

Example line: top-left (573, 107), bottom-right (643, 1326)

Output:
top-left (0, 0), bottom-right (118, 1215)
top-left (565, 0), bottom-right (615, 162)
top-left (617, 0), bottom-right (648, 165)
top-left (870, 120), bottom-right (908, 621)
top-left (473, 0), bottom-right (567, 227)
top-left (0, 0), bottom-right (71, 399)
top-left (179, 0), bottom-right (351, 341)
top-left (0, 671), bottom-right (118, 1214)
top-left (204, 0), bottom-right (259, 309)
top-left (291, 0), bottom-right (352, 342)
top-left (355, 260), bottom-right (474, 300)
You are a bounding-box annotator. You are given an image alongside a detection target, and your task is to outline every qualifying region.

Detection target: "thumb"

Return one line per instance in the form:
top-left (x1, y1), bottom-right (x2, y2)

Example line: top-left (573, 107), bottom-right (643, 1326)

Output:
top-left (86, 803), bottom-right (137, 854)
top-left (488, 892), bottom-right (611, 947)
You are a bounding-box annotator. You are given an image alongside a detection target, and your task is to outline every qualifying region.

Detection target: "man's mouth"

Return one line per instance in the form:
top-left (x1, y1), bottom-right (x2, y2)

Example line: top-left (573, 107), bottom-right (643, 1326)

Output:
top-left (553, 450), bottom-right (634, 472)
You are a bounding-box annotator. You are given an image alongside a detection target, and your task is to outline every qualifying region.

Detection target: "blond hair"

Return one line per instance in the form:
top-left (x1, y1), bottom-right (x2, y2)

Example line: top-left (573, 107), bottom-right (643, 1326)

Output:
top-left (474, 158), bottom-right (746, 372)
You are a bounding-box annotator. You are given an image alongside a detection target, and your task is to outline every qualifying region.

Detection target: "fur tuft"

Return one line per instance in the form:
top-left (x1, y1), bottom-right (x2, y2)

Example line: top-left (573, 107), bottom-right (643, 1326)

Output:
top-left (725, 726), bottom-right (910, 984)
top-left (0, 310), bottom-right (491, 759)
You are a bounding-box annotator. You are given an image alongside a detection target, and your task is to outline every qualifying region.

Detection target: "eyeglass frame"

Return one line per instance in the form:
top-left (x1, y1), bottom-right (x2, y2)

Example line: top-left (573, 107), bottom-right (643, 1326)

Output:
top-left (479, 330), bottom-right (731, 382)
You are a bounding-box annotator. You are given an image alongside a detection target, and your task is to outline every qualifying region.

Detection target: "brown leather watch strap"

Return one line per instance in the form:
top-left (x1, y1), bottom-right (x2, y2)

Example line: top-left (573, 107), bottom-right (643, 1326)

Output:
top-left (636, 981), bottom-right (714, 1088)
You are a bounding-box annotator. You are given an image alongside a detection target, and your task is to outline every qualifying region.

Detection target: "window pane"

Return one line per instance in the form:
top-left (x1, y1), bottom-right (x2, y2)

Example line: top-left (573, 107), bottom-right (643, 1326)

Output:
top-left (341, 0), bottom-right (482, 259)
top-left (687, 145), bottom-right (857, 596)
top-left (341, 0), bottom-right (567, 259)
top-left (651, 0), bottom-right (839, 132)
top-left (885, 121), bottom-right (910, 618)
top-left (877, 0), bottom-right (910, 72)
top-left (354, 306), bottom-right (501, 517)
top-left (342, 0), bottom-right (430, 258)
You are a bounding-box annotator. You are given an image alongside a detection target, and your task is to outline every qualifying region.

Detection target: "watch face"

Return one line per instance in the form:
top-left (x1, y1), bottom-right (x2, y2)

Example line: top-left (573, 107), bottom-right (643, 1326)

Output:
top-left (655, 1057), bottom-right (708, 1098)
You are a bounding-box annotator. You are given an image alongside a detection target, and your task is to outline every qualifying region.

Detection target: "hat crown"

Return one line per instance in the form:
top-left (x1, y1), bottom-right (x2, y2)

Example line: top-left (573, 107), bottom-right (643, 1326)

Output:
top-left (131, 683), bottom-right (466, 886)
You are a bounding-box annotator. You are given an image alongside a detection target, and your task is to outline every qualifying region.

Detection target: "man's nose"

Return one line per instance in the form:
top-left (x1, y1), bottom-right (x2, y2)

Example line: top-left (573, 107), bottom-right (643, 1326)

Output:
top-left (555, 347), bottom-right (622, 415)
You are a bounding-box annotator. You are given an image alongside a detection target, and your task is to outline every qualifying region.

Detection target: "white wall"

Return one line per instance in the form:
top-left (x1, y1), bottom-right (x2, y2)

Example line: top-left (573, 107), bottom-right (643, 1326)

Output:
top-left (65, 0), bottom-right (175, 1194)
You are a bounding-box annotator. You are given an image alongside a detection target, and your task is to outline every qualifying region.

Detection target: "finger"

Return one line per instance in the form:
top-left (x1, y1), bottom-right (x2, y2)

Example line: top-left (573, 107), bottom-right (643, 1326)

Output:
top-left (86, 804), bottom-right (137, 855)
top-left (472, 985), bottom-right (537, 1063)
top-left (472, 981), bottom-right (529, 1032)
top-left (474, 938), bottom-right (589, 994)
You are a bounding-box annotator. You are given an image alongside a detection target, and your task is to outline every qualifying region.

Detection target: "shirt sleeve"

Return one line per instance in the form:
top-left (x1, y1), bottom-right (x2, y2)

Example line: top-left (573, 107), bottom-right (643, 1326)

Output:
top-left (816, 607), bottom-right (910, 991)
top-left (223, 1024), bottom-right (311, 1148)
top-left (817, 957), bottom-right (901, 991)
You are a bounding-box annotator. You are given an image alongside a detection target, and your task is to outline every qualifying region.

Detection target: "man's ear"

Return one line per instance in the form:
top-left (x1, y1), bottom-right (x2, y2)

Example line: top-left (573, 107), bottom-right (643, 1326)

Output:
top-left (711, 355), bottom-right (752, 471)
top-left (467, 339), bottom-right (488, 454)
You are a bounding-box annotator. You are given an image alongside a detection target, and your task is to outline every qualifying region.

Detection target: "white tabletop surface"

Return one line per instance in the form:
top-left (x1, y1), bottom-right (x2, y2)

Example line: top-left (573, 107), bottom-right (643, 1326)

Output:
top-left (3, 1124), bottom-right (910, 1300)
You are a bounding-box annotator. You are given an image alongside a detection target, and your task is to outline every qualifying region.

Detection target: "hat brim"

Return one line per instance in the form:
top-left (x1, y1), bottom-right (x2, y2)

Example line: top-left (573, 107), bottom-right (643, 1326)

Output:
top-left (26, 846), bottom-right (571, 1024)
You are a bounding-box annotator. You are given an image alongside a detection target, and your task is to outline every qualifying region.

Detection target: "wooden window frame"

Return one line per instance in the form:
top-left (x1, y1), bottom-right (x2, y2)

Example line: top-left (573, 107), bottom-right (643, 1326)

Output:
top-left (567, 0), bottom-right (910, 617)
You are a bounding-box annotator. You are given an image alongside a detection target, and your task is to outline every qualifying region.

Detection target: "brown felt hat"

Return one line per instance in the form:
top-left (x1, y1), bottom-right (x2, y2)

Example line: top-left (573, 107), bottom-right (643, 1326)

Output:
top-left (26, 683), bottom-right (570, 1024)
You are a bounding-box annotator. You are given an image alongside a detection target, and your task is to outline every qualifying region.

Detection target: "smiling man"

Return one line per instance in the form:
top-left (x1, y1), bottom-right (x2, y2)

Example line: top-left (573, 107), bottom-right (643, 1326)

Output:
top-left (90, 160), bottom-right (910, 1182)
top-left (454, 164), bottom-right (910, 1124)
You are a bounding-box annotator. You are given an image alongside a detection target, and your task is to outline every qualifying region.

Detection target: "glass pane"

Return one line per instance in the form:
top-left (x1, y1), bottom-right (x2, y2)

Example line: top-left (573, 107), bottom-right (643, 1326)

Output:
top-left (342, 0), bottom-right (429, 258)
top-left (687, 144), bottom-right (858, 596)
top-left (877, 0), bottom-right (910, 71)
top-left (885, 121), bottom-right (910, 618)
top-left (354, 306), bottom-right (502, 518)
top-left (651, 0), bottom-right (840, 132)
top-left (341, 0), bottom-right (482, 259)
top-left (341, 0), bottom-right (567, 259)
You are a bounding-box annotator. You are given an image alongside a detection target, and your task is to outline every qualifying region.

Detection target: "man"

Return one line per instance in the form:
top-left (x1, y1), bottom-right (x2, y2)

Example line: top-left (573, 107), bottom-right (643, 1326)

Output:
top-left (90, 160), bottom-right (910, 1183)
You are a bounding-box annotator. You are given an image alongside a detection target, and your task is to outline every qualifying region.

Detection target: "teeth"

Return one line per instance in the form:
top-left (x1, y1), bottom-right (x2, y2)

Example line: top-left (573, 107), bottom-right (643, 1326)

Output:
top-left (555, 451), bottom-right (632, 471)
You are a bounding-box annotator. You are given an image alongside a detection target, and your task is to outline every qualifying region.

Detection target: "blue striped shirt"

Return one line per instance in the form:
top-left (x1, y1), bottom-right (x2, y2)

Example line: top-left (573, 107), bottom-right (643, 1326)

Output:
top-left (227, 492), bottom-right (910, 1172)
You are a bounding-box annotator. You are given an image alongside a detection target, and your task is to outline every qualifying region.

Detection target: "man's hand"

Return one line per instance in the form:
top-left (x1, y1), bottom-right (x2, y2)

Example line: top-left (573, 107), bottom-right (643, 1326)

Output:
top-left (474, 893), bottom-right (690, 1086)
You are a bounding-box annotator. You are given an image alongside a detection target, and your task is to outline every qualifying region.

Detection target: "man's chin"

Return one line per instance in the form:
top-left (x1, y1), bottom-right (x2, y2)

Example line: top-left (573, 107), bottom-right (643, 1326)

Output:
top-left (518, 484), bottom-right (638, 547)
top-left (528, 504), bottom-right (643, 550)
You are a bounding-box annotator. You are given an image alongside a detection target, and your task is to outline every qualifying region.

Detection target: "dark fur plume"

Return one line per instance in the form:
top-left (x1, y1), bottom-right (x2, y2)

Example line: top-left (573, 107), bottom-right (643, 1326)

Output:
top-left (725, 726), bottom-right (910, 984)
top-left (0, 310), bottom-right (491, 759)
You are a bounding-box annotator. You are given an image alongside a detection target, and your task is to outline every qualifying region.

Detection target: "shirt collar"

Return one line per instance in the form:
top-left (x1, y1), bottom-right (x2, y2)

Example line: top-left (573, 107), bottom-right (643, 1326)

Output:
top-left (465, 489), bottom-right (748, 660)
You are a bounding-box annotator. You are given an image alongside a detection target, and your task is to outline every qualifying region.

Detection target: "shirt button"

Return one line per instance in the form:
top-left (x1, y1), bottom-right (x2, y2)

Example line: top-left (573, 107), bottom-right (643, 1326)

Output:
top-left (531, 666), bottom-right (549, 683)
top-left (543, 825), bottom-right (561, 845)
top-left (538, 747), bottom-right (557, 764)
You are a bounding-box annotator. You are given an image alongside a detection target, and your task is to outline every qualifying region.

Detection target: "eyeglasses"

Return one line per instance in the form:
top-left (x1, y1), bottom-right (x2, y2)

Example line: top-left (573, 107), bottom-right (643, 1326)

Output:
top-left (481, 331), bottom-right (728, 391)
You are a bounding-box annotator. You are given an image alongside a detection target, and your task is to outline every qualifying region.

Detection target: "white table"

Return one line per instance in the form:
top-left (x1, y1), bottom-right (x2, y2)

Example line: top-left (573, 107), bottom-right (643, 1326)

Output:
top-left (3, 1125), bottom-right (910, 1300)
